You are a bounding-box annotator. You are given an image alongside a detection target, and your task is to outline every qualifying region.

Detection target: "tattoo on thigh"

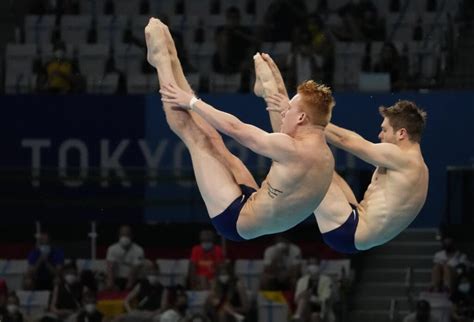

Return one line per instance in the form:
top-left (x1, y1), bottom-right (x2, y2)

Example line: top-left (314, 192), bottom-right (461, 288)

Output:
top-left (267, 182), bottom-right (283, 199)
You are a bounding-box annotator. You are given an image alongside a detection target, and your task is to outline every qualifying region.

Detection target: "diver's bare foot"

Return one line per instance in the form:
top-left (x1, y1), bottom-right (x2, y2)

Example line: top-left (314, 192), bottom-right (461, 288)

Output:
top-left (144, 18), bottom-right (168, 68)
top-left (162, 23), bottom-right (178, 59)
top-left (253, 53), bottom-right (265, 97)
top-left (261, 53), bottom-right (288, 97)
top-left (254, 53), bottom-right (278, 98)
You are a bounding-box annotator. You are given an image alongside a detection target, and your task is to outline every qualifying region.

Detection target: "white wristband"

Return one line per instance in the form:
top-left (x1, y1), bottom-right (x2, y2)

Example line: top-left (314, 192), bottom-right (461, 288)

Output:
top-left (189, 96), bottom-right (200, 110)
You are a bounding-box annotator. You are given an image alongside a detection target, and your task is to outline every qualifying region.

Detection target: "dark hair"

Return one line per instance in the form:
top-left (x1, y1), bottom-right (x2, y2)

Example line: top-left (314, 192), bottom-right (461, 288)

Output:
top-left (118, 225), bottom-right (132, 236)
top-left (379, 100), bottom-right (427, 142)
top-left (199, 229), bottom-right (215, 240)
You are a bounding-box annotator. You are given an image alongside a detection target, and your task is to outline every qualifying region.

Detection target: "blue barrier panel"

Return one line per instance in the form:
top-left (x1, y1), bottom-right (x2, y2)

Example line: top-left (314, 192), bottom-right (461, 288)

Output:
top-left (0, 95), bottom-right (147, 222)
top-left (0, 92), bottom-right (472, 226)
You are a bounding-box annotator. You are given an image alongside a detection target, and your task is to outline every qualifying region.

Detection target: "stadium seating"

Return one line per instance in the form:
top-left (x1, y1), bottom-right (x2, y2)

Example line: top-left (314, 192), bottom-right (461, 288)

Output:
top-left (156, 258), bottom-right (190, 287)
top-left (16, 290), bottom-right (51, 319)
top-left (234, 259), bottom-right (264, 294)
top-left (0, 259), bottom-right (28, 290)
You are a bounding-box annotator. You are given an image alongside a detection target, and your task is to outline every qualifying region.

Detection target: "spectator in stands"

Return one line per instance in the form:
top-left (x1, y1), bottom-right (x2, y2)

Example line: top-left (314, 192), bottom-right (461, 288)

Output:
top-left (212, 6), bottom-right (257, 92)
top-left (159, 288), bottom-right (189, 322)
top-left (373, 42), bottom-right (403, 91)
top-left (263, 0), bottom-right (308, 42)
top-left (286, 23), bottom-right (333, 90)
top-left (450, 265), bottom-right (474, 321)
top-left (76, 292), bottom-right (103, 322)
top-left (205, 262), bottom-right (249, 322)
top-left (307, 14), bottom-right (335, 86)
top-left (286, 31), bottom-right (319, 88)
top-left (189, 230), bottom-right (224, 290)
top-left (0, 292), bottom-right (24, 322)
top-left (332, 0), bottom-right (384, 42)
top-left (27, 231), bottom-right (64, 290)
top-left (260, 234), bottom-right (302, 291)
top-left (37, 41), bottom-right (83, 94)
top-left (106, 225), bottom-right (145, 291)
top-left (50, 263), bottom-right (84, 322)
top-left (403, 299), bottom-right (440, 322)
top-left (431, 236), bottom-right (469, 293)
top-left (292, 258), bottom-right (333, 322)
top-left (115, 260), bottom-right (167, 322)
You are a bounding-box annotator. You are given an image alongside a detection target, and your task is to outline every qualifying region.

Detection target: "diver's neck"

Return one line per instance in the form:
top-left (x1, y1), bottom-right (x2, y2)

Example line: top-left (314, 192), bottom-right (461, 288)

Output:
top-left (293, 125), bottom-right (325, 139)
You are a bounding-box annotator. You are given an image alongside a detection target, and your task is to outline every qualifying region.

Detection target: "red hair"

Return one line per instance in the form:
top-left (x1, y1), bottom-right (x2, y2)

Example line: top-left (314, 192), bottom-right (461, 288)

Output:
top-left (297, 80), bottom-right (335, 127)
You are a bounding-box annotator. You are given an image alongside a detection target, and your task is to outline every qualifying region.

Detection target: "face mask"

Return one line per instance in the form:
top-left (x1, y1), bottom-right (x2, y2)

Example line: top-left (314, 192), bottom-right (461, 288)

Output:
top-left (39, 245), bottom-right (51, 254)
top-left (147, 275), bottom-right (159, 285)
top-left (7, 304), bottom-right (18, 314)
top-left (84, 303), bottom-right (96, 314)
top-left (119, 236), bottom-right (131, 247)
top-left (64, 274), bottom-right (77, 284)
top-left (201, 242), bottom-right (213, 250)
top-left (307, 265), bottom-right (320, 275)
top-left (458, 282), bottom-right (471, 293)
top-left (219, 274), bottom-right (230, 284)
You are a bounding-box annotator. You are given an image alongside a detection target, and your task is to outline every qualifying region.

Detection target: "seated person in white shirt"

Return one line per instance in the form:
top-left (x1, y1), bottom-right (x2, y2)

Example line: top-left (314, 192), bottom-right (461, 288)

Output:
top-left (261, 234), bottom-right (302, 291)
top-left (432, 236), bottom-right (469, 292)
top-left (293, 258), bottom-right (334, 322)
top-left (106, 225), bottom-right (145, 290)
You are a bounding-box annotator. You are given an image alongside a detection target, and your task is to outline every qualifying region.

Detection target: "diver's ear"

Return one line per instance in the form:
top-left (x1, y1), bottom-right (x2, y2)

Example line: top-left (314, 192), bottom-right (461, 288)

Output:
top-left (297, 112), bottom-right (306, 124)
top-left (398, 128), bottom-right (408, 141)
